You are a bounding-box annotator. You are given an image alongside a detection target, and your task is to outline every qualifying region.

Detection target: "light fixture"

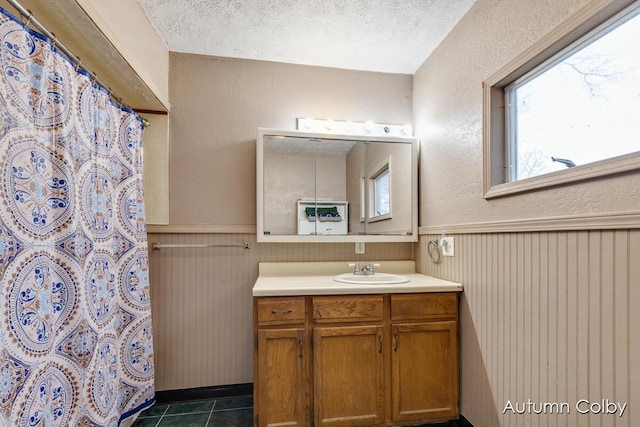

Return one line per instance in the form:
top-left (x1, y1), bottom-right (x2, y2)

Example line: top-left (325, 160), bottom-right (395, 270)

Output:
top-left (296, 118), bottom-right (413, 137)
top-left (325, 119), bottom-right (334, 130)
top-left (299, 117), bottom-right (315, 131)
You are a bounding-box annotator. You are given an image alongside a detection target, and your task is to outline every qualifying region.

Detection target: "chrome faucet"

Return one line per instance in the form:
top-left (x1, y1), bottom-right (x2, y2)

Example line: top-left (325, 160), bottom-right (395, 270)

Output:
top-left (349, 262), bottom-right (380, 275)
top-left (349, 262), bottom-right (361, 275)
top-left (361, 263), bottom-right (376, 275)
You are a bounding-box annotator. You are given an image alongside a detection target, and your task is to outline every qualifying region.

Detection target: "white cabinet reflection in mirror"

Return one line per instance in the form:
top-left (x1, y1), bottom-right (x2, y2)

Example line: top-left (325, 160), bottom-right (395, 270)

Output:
top-left (257, 128), bottom-right (418, 243)
top-left (297, 200), bottom-right (348, 235)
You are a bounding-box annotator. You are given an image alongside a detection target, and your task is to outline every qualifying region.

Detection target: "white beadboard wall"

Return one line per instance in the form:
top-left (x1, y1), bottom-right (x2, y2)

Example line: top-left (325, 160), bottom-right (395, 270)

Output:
top-left (148, 232), bottom-right (413, 391)
top-left (418, 230), bottom-right (640, 427)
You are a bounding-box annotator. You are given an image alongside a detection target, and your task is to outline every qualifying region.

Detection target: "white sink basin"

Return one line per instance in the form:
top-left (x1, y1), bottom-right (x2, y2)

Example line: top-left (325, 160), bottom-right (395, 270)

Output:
top-left (334, 273), bottom-right (410, 285)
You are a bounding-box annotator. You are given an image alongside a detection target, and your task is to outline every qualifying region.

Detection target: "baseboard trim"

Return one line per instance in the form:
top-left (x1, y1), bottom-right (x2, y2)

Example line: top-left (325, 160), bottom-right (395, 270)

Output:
top-left (155, 383), bottom-right (253, 404)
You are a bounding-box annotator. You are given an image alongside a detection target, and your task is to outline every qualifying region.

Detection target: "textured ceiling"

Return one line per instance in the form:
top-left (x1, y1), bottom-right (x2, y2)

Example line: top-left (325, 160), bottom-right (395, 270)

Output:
top-left (137, 0), bottom-right (475, 74)
top-left (265, 136), bottom-right (357, 156)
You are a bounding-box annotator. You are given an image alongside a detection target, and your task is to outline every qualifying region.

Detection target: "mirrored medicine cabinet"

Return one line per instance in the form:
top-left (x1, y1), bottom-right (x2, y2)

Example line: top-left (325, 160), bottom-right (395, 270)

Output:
top-left (256, 128), bottom-right (418, 243)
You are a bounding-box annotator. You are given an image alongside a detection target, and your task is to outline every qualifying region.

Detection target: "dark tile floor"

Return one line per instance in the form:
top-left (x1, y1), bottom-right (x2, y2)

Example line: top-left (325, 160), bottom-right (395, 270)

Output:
top-left (131, 394), bottom-right (473, 427)
top-left (131, 395), bottom-right (253, 427)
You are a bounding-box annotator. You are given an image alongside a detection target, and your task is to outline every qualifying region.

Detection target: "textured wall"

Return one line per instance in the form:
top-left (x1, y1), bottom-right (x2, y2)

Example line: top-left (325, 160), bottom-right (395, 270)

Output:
top-left (75, 0), bottom-right (170, 108)
top-left (168, 53), bottom-right (413, 226)
top-left (413, 1), bottom-right (640, 426)
top-left (140, 113), bottom-right (170, 225)
top-left (413, 0), bottom-right (640, 229)
top-left (149, 56), bottom-right (414, 390)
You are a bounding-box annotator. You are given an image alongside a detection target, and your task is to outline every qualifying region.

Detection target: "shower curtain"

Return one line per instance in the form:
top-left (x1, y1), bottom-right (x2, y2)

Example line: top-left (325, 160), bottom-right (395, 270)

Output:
top-left (0, 7), bottom-right (154, 427)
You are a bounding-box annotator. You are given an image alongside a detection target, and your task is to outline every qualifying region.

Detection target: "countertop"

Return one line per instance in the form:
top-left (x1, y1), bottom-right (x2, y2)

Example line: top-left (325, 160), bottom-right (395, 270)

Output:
top-left (252, 261), bottom-right (463, 297)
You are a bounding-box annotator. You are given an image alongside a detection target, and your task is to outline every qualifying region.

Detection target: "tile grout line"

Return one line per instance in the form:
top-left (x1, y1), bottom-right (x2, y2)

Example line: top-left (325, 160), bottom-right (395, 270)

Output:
top-left (214, 406), bottom-right (253, 412)
top-left (139, 397), bottom-right (253, 426)
top-left (154, 404), bottom-right (170, 427)
top-left (205, 400), bottom-right (216, 427)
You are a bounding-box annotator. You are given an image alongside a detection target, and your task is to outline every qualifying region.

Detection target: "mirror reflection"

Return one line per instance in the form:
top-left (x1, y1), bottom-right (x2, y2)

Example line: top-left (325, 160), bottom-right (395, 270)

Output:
top-left (258, 130), bottom-right (417, 242)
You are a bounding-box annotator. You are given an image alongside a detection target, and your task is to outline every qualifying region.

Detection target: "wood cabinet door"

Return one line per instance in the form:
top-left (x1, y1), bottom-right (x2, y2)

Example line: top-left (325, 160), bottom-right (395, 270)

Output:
top-left (256, 327), bottom-right (309, 427)
top-left (313, 325), bottom-right (384, 427)
top-left (391, 321), bottom-right (458, 423)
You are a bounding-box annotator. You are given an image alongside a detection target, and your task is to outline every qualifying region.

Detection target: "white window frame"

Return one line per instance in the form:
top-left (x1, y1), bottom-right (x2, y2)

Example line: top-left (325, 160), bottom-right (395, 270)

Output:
top-left (483, 0), bottom-right (640, 199)
top-left (359, 175), bottom-right (366, 222)
top-left (368, 158), bottom-right (392, 222)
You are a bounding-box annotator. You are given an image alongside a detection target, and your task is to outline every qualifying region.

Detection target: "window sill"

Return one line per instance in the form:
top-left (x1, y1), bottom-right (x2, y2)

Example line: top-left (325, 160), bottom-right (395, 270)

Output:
top-left (368, 213), bottom-right (392, 223)
top-left (484, 151), bottom-right (640, 199)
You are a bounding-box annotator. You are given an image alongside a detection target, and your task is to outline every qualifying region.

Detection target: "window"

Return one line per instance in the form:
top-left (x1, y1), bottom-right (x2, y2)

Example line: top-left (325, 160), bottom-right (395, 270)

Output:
top-left (359, 176), bottom-right (366, 222)
top-left (368, 161), bottom-right (391, 221)
top-left (484, 0), bottom-right (640, 197)
top-left (374, 168), bottom-right (390, 216)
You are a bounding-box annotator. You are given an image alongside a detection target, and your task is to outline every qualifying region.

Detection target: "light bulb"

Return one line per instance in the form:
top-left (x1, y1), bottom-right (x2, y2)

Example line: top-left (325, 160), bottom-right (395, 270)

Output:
top-left (325, 119), bottom-right (334, 130)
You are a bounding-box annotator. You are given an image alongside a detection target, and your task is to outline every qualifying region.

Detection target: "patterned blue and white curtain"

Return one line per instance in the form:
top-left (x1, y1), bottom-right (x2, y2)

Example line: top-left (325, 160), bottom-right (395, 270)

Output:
top-left (0, 7), bottom-right (154, 427)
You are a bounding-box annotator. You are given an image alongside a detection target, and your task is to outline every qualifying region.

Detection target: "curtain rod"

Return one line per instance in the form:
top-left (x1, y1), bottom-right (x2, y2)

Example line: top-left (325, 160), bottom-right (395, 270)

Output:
top-left (5, 0), bottom-right (150, 127)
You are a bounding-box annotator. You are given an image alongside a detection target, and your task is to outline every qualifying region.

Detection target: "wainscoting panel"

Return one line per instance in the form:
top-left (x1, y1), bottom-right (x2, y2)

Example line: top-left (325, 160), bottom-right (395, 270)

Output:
top-left (418, 230), bottom-right (639, 427)
top-left (148, 233), bottom-right (413, 391)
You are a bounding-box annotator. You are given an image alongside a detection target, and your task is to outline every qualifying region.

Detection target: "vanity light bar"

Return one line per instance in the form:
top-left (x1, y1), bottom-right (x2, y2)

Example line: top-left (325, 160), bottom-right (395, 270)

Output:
top-left (296, 118), bottom-right (413, 137)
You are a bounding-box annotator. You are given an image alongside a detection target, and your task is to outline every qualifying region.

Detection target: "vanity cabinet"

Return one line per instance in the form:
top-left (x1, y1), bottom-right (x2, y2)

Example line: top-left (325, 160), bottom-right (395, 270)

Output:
top-left (254, 297), bottom-right (310, 427)
top-left (390, 293), bottom-right (458, 422)
top-left (312, 296), bottom-right (385, 427)
top-left (253, 292), bottom-right (459, 427)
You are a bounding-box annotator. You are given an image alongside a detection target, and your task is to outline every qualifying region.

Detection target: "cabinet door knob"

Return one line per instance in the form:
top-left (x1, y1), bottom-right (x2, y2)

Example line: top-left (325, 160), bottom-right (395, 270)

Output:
top-left (378, 335), bottom-right (383, 353)
top-left (393, 331), bottom-right (399, 351)
top-left (271, 309), bottom-right (293, 315)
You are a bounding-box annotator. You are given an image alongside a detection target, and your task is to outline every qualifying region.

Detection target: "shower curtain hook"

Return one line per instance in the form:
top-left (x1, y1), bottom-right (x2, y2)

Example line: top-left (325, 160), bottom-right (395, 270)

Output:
top-left (90, 73), bottom-right (99, 89)
top-left (22, 10), bottom-right (33, 28)
top-left (20, 9), bottom-right (33, 29)
top-left (49, 33), bottom-right (58, 51)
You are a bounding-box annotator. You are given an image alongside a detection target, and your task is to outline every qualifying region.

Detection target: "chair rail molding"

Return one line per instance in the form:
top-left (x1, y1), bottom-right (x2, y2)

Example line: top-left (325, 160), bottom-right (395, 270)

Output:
top-left (419, 209), bottom-right (640, 235)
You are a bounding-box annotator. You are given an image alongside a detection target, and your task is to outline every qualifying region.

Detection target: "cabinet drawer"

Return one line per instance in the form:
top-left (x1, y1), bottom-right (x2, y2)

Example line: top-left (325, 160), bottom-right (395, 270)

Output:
top-left (256, 297), bottom-right (306, 326)
top-left (313, 295), bottom-right (383, 323)
top-left (391, 293), bottom-right (457, 321)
